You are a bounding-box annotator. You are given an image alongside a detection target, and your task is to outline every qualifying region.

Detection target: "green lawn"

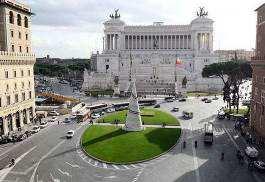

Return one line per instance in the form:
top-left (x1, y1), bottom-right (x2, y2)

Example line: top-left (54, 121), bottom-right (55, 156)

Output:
top-left (186, 91), bottom-right (221, 97)
top-left (81, 125), bottom-right (181, 164)
top-left (224, 108), bottom-right (248, 115)
top-left (98, 108), bottom-right (180, 126)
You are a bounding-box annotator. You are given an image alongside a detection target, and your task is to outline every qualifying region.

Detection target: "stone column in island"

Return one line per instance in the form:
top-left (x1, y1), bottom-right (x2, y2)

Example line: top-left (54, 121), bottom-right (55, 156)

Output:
top-left (123, 79), bottom-right (143, 131)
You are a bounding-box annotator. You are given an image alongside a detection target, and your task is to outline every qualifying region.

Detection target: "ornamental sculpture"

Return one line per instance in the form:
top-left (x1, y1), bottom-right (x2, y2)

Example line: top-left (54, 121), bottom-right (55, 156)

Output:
top-left (197, 7), bottom-right (208, 17)
top-left (109, 9), bottom-right (121, 19)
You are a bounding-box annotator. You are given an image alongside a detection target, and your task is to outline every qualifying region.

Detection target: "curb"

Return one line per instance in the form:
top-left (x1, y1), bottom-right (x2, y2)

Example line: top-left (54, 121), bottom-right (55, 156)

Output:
top-left (79, 126), bottom-right (182, 166)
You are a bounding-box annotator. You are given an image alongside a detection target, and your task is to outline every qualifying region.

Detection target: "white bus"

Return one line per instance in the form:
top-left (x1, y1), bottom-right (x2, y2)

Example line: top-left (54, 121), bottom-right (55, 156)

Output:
top-left (204, 122), bottom-right (213, 144)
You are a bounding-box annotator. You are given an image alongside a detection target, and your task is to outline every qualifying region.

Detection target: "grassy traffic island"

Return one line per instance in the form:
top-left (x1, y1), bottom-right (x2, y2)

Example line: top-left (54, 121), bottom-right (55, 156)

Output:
top-left (97, 108), bottom-right (180, 126)
top-left (81, 125), bottom-right (181, 164)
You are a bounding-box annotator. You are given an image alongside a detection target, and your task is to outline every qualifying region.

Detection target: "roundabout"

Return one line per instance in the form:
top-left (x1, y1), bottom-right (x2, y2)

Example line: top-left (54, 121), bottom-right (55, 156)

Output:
top-left (81, 125), bottom-right (181, 164)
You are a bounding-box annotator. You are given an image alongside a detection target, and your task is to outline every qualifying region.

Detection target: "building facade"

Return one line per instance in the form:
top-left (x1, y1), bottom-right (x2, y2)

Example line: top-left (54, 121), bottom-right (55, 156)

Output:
top-left (83, 9), bottom-right (223, 95)
top-left (251, 3), bottom-right (265, 139)
top-left (0, 0), bottom-right (35, 136)
top-left (215, 49), bottom-right (255, 62)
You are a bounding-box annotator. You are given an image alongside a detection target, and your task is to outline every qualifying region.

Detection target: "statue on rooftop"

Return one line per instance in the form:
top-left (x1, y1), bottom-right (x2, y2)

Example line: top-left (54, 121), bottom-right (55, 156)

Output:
top-left (197, 7), bottom-right (208, 17)
top-left (109, 9), bottom-right (121, 19)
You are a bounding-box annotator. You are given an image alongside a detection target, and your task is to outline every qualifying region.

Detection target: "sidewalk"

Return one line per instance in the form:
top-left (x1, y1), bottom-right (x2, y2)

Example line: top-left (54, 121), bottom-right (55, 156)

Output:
top-left (94, 122), bottom-right (181, 129)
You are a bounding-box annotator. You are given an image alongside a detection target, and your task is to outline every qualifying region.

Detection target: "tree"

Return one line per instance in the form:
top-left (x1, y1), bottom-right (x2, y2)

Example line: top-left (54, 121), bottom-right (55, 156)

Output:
top-left (202, 60), bottom-right (252, 113)
top-left (182, 76), bottom-right (187, 88)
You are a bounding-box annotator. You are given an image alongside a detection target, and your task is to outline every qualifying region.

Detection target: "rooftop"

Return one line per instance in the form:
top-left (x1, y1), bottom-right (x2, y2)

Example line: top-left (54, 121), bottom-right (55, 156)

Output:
top-left (255, 3), bottom-right (265, 11)
top-left (0, 0), bottom-right (33, 15)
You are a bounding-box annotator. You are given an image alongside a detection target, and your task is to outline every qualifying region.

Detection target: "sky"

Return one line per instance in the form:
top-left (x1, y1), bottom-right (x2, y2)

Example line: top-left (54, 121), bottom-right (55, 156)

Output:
top-left (20, 0), bottom-right (264, 58)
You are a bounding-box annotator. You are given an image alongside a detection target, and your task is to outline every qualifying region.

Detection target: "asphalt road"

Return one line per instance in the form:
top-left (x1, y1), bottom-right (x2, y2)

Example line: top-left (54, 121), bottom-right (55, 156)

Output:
top-left (1, 96), bottom-right (264, 182)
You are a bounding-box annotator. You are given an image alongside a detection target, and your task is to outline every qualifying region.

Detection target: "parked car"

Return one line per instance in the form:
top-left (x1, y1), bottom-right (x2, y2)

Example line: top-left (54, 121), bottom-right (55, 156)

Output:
top-left (201, 98), bottom-right (208, 102)
top-left (254, 161), bottom-right (265, 172)
top-left (64, 117), bottom-right (72, 123)
top-left (40, 122), bottom-right (48, 129)
top-left (245, 146), bottom-right (259, 158)
top-left (91, 113), bottom-right (101, 119)
top-left (217, 110), bottom-right (226, 120)
top-left (17, 133), bottom-right (27, 142)
top-left (49, 111), bottom-right (60, 116)
top-left (179, 98), bottom-right (186, 102)
top-left (106, 108), bottom-right (115, 113)
top-left (242, 100), bottom-right (251, 106)
top-left (205, 99), bottom-right (212, 103)
top-left (154, 104), bottom-right (160, 108)
top-left (49, 116), bottom-right (57, 122)
top-left (171, 107), bottom-right (179, 112)
top-left (166, 99), bottom-right (174, 102)
top-left (31, 126), bottom-right (40, 133)
top-left (212, 96), bottom-right (219, 100)
top-left (183, 111), bottom-right (193, 119)
top-left (66, 130), bottom-right (75, 139)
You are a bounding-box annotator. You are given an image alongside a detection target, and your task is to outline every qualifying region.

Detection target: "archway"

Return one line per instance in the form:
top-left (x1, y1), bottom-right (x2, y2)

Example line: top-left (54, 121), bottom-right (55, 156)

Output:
top-left (15, 112), bottom-right (21, 129)
top-left (6, 115), bottom-right (12, 132)
top-left (0, 117), bottom-right (4, 136)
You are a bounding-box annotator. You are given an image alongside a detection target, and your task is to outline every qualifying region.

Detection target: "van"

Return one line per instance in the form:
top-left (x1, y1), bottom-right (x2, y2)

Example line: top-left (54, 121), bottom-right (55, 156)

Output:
top-left (183, 111), bottom-right (193, 119)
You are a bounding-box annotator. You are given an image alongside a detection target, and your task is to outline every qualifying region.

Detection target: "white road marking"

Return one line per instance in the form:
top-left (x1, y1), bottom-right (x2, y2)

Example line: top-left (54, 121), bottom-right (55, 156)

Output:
top-left (65, 162), bottom-right (80, 168)
top-left (57, 168), bottom-right (72, 177)
top-left (190, 123), bottom-right (201, 182)
top-left (30, 124), bottom-right (84, 182)
top-left (112, 164), bottom-right (120, 170)
top-left (131, 164), bottom-right (137, 168)
top-left (0, 146), bottom-right (37, 181)
top-left (102, 163), bottom-right (107, 169)
top-left (9, 163), bottom-right (38, 175)
top-left (104, 175), bottom-right (117, 179)
top-left (50, 172), bottom-right (61, 182)
top-left (94, 161), bottom-right (98, 166)
top-left (123, 165), bottom-right (130, 169)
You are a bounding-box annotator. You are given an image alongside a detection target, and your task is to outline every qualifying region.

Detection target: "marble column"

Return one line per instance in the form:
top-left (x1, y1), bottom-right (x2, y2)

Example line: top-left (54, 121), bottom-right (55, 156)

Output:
top-left (26, 109), bottom-right (30, 124)
top-left (179, 35), bottom-right (181, 49)
top-left (2, 117), bottom-right (8, 135)
top-left (11, 114), bottom-right (17, 131)
top-left (19, 111), bottom-right (24, 128)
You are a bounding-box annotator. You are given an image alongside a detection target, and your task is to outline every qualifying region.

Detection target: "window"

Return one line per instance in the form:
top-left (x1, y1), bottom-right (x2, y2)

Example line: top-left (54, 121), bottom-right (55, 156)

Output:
top-left (22, 93), bottom-right (25, 101)
top-left (24, 17), bottom-right (28, 28)
top-left (0, 97), bottom-right (1, 107)
top-left (5, 71), bottom-right (8, 78)
top-left (22, 82), bottom-right (24, 89)
top-left (11, 45), bottom-right (15, 52)
top-left (21, 70), bottom-right (24, 77)
top-left (14, 83), bottom-right (17, 90)
top-left (6, 96), bottom-right (10, 105)
top-left (26, 34), bottom-right (28, 40)
top-left (262, 105), bottom-right (265, 115)
top-left (11, 30), bottom-right (14, 38)
top-left (15, 94), bottom-right (18, 103)
top-left (29, 91), bottom-right (32, 99)
top-left (262, 90), bottom-right (265, 104)
top-left (19, 46), bottom-right (22, 52)
top-left (28, 70), bottom-right (30, 76)
top-left (17, 14), bottom-right (22, 26)
top-left (13, 70), bottom-right (16, 77)
top-left (18, 31), bottom-right (21, 39)
top-left (263, 77), bottom-right (265, 84)
top-left (26, 47), bottom-right (29, 53)
top-left (6, 84), bottom-right (9, 92)
top-left (9, 11), bottom-right (14, 24)
top-left (28, 81), bottom-right (31, 88)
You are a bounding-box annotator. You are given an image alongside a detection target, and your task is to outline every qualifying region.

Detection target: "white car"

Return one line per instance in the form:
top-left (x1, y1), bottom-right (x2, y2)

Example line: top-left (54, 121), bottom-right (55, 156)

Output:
top-left (245, 146), bottom-right (259, 158)
top-left (254, 161), bottom-right (265, 171)
top-left (66, 130), bottom-right (75, 139)
top-left (40, 122), bottom-right (48, 129)
top-left (106, 108), bottom-right (115, 113)
top-left (91, 113), bottom-right (101, 119)
top-left (49, 116), bottom-right (57, 122)
top-left (31, 126), bottom-right (40, 133)
top-left (49, 111), bottom-right (60, 116)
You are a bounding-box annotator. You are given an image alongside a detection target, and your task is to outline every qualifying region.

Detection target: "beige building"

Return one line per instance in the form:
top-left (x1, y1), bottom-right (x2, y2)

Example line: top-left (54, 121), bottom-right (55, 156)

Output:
top-left (214, 49), bottom-right (255, 62)
top-left (0, 0), bottom-right (35, 136)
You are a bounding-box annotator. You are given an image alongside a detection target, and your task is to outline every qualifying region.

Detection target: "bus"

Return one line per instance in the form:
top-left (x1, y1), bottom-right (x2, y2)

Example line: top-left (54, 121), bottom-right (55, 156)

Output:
top-left (138, 99), bottom-right (157, 106)
top-left (113, 102), bottom-right (129, 111)
top-left (86, 103), bottom-right (108, 113)
top-left (76, 109), bottom-right (91, 123)
top-left (204, 122), bottom-right (214, 144)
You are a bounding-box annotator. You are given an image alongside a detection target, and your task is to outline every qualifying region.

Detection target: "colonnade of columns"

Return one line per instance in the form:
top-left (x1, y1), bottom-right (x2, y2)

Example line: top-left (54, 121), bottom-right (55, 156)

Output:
top-left (104, 34), bottom-right (119, 50)
top-left (124, 35), bottom-right (192, 50)
top-left (0, 107), bottom-right (32, 136)
top-left (197, 33), bottom-right (211, 50)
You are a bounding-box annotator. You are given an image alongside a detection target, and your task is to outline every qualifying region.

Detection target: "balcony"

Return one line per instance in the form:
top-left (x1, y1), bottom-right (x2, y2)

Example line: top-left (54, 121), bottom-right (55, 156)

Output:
top-left (251, 56), bottom-right (265, 61)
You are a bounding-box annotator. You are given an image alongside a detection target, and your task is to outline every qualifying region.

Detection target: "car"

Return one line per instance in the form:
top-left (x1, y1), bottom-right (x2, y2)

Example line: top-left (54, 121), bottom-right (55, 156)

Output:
top-left (64, 117), bottom-right (72, 123)
top-left (106, 108), bottom-right (115, 113)
top-left (201, 98), bottom-right (208, 102)
top-left (66, 130), bottom-right (75, 139)
top-left (205, 99), bottom-right (212, 103)
top-left (212, 96), bottom-right (219, 100)
top-left (217, 110), bottom-right (226, 120)
top-left (166, 99), bottom-right (174, 102)
top-left (245, 146), bottom-right (259, 158)
top-left (254, 161), bottom-right (265, 172)
top-left (178, 98), bottom-right (186, 102)
top-left (154, 104), bottom-right (160, 108)
top-left (242, 100), bottom-right (251, 106)
top-left (171, 107), bottom-right (179, 112)
top-left (49, 116), bottom-right (57, 122)
top-left (183, 111), bottom-right (193, 119)
top-left (49, 111), bottom-right (60, 116)
top-left (91, 113), bottom-right (101, 119)
top-left (31, 126), bottom-right (40, 133)
top-left (40, 122), bottom-right (48, 129)
top-left (17, 133), bottom-right (27, 142)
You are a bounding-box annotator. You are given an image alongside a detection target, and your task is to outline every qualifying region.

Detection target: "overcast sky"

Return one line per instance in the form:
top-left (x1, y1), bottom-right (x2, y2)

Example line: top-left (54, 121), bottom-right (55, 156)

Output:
top-left (21, 0), bottom-right (264, 58)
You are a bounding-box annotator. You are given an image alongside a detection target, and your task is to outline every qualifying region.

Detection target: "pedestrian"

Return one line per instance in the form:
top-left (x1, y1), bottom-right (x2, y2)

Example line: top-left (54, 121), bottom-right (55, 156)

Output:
top-left (183, 141), bottom-right (186, 149)
top-left (58, 120), bottom-right (59, 125)
top-left (194, 141), bottom-right (198, 148)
